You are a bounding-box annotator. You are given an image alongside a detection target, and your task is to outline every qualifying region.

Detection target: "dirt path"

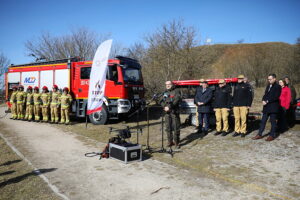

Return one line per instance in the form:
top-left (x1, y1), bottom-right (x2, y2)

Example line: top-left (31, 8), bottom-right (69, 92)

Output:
top-left (0, 106), bottom-right (298, 200)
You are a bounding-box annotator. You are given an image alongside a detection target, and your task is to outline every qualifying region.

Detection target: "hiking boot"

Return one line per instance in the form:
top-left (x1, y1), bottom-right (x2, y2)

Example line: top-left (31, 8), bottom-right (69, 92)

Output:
top-left (214, 132), bottom-right (222, 136)
top-left (222, 131), bottom-right (229, 136)
top-left (232, 132), bottom-right (240, 137)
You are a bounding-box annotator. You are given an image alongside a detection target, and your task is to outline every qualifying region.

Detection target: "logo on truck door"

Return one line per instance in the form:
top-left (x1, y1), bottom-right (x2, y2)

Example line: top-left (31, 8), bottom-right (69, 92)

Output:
top-left (24, 77), bottom-right (36, 84)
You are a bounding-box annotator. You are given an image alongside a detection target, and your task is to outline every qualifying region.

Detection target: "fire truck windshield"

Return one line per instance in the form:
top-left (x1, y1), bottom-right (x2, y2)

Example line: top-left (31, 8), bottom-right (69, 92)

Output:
top-left (122, 68), bottom-right (142, 84)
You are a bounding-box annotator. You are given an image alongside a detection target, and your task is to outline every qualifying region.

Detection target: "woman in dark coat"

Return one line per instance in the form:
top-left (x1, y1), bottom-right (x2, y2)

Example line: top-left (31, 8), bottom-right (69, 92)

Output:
top-left (194, 80), bottom-right (213, 134)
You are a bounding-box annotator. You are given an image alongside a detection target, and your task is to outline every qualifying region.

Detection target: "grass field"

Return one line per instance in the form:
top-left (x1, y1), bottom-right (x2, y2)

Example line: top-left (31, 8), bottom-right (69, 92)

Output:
top-left (0, 136), bottom-right (60, 200)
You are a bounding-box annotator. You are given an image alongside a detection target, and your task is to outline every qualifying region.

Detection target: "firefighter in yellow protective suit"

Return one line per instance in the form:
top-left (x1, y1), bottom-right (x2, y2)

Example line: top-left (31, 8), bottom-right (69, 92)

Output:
top-left (50, 85), bottom-right (61, 124)
top-left (16, 85), bottom-right (27, 120)
top-left (59, 87), bottom-right (73, 125)
top-left (24, 86), bottom-right (34, 121)
top-left (33, 86), bottom-right (42, 122)
top-left (41, 86), bottom-right (50, 122)
top-left (10, 86), bottom-right (18, 119)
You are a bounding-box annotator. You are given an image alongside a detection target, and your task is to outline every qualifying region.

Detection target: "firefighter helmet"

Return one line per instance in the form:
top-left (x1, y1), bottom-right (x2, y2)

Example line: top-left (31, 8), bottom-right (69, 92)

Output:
top-left (34, 86), bottom-right (39, 90)
top-left (53, 85), bottom-right (58, 89)
top-left (12, 86), bottom-right (18, 90)
top-left (27, 86), bottom-right (33, 90)
top-left (42, 86), bottom-right (48, 90)
top-left (18, 85), bottom-right (24, 89)
top-left (63, 87), bottom-right (69, 92)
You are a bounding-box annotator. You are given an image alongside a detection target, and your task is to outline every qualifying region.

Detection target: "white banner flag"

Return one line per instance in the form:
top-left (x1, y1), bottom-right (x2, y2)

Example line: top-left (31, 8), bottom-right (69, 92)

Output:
top-left (87, 39), bottom-right (113, 115)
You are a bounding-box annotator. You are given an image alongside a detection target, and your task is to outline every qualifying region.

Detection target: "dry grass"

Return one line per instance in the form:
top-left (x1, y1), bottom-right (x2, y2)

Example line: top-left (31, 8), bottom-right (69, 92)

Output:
top-left (0, 137), bottom-right (60, 200)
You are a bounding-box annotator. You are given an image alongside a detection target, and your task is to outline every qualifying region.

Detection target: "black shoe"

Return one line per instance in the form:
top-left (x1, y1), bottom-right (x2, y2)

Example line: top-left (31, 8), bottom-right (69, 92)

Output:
top-left (203, 130), bottom-right (208, 135)
top-left (232, 132), bottom-right (240, 137)
top-left (214, 132), bottom-right (222, 136)
top-left (197, 129), bottom-right (203, 134)
top-left (222, 132), bottom-right (229, 136)
top-left (241, 134), bottom-right (246, 138)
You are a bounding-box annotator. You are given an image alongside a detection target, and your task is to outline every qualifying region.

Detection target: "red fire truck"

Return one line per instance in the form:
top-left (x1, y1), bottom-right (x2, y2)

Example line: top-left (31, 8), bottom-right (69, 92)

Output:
top-left (5, 56), bottom-right (145, 124)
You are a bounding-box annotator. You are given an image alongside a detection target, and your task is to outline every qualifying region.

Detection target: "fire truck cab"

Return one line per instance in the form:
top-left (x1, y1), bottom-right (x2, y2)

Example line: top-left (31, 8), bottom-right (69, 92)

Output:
top-left (5, 56), bottom-right (145, 125)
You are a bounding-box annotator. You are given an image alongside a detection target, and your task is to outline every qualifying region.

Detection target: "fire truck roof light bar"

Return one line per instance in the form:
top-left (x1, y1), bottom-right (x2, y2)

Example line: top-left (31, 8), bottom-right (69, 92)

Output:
top-left (10, 57), bottom-right (82, 68)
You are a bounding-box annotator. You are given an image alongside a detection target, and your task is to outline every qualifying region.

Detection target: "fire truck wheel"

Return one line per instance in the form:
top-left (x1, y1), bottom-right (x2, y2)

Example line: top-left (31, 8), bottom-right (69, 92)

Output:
top-left (88, 105), bottom-right (108, 125)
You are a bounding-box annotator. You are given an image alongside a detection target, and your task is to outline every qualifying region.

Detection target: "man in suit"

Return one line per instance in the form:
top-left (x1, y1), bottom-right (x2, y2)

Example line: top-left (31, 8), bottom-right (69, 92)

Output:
top-left (252, 74), bottom-right (281, 141)
top-left (194, 80), bottom-right (213, 135)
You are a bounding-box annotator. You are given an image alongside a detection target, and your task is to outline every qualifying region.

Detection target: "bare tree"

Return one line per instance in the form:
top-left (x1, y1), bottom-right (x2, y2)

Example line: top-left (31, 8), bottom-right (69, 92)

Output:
top-left (0, 52), bottom-right (10, 92)
top-left (25, 27), bottom-right (112, 61)
top-left (134, 19), bottom-right (200, 95)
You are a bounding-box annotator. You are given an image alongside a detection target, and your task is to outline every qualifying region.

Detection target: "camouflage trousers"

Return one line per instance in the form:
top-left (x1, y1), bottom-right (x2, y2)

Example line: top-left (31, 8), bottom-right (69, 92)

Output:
top-left (164, 113), bottom-right (180, 144)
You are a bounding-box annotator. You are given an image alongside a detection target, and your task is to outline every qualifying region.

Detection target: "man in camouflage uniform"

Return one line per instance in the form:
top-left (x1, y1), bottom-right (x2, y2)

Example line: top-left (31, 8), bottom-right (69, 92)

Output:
top-left (16, 85), bottom-right (27, 120)
top-left (161, 81), bottom-right (181, 149)
top-left (10, 86), bottom-right (18, 119)
top-left (50, 85), bottom-right (61, 124)
top-left (24, 86), bottom-right (34, 121)
top-left (41, 86), bottom-right (50, 122)
top-left (33, 86), bottom-right (41, 122)
top-left (59, 87), bottom-right (73, 125)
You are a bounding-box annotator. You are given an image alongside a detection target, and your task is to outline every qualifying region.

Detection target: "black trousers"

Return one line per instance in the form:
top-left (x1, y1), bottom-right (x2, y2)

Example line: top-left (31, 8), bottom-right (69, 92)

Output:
top-left (258, 113), bottom-right (278, 138)
top-left (278, 107), bottom-right (288, 132)
top-left (165, 113), bottom-right (180, 144)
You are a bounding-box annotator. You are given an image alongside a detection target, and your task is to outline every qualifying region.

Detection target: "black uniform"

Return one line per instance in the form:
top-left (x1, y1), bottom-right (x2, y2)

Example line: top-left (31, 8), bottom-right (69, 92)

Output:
top-left (213, 85), bottom-right (232, 109)
top-left (232, 82), bottom-right (253, 107)
top-left (161, 87), bottom-right (181, 145)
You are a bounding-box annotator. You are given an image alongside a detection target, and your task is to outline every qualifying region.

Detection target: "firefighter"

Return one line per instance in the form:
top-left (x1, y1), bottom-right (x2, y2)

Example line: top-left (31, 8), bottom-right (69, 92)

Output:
top-left (9, 86), bottom-right (18, 119)
top-left (33, 86), bottom-right (42, 122)
top-left (59, 87), bottom-right (73, 125)
top-left (24, 86), bottom-right (34, 121)
top-left (50, 85), bottom-right (61, 124)
top-left (161, 81), bottom-right (181, 149)
top-left (41, 86), bottom-right (50, 122)
top-left (16, 85), bottom-right (26, 120)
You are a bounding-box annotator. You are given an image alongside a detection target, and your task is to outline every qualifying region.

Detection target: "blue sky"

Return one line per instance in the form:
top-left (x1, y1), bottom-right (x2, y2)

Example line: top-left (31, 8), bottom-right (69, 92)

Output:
top-left (0, 0), bottom-right (299, 64)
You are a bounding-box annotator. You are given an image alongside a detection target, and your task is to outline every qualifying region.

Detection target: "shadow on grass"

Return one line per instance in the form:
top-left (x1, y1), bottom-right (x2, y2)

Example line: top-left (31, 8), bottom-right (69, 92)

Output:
top-left (0, 168), bottom-right (57, 188)
top-left (0, 170), bottom-right (15, 176)
top-left (0, 159), bottom-right (22, 167)
top-left (248, 119), bottom-right (261, 133)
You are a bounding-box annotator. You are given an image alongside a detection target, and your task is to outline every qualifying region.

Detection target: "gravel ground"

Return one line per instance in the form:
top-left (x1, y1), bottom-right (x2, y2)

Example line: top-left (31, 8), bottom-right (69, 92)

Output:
top-left (0, 105), bottom-right (299, 200)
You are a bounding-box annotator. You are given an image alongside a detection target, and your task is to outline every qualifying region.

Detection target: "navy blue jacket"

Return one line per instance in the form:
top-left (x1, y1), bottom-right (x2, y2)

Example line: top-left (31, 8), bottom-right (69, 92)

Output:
top-left (194, 87), bottom-right (213, 113)
top-left (213, 85), bottom-right (232, 108)
top-left (262, 82), bottom-right (281, 114)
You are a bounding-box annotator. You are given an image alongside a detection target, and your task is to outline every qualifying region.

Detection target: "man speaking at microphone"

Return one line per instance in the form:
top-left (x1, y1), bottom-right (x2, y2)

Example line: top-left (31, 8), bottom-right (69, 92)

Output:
top-left (161, 81), bottom-right (181, 149)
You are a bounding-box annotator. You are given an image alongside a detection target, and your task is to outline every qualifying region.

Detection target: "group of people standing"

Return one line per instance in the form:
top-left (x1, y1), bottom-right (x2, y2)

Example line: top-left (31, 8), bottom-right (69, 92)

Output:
top-left (195, 74), bottom-right (296, 142)
top-left (195, 75), bottom-right (253, 137)
top-left (161, 74), bottom-right (296, 149)
top-left (9, 85), bottom-right (73, 125)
